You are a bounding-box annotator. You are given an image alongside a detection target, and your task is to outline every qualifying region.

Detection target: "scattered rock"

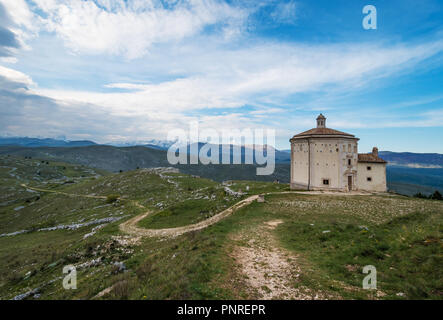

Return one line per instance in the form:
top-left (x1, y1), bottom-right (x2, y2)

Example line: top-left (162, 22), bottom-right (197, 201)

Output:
top-left (345, 264), bottom-right (358, 272)
top-left (112, 261), bottom-right (126, 274)
top-left (12, 287), bottom-right (40, 301)
top-left (224, 186), bottom-right (245, 197)
top-left (257, 195), bottom-right (265, 203)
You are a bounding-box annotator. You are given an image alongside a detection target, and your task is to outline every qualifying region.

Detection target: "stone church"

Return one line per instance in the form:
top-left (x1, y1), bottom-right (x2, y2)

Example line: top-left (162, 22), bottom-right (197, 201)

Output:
top-left (289, 114), bottom-right (387, 192)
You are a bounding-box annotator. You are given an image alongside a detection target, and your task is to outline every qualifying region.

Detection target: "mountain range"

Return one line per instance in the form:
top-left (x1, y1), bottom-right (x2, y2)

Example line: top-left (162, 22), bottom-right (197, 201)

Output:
top-left (0, 137), bottom-right (97, 148)
top-left (2, 136), bottom-right (441, 168)
top-left (0, 137), bottom-right (442, 196)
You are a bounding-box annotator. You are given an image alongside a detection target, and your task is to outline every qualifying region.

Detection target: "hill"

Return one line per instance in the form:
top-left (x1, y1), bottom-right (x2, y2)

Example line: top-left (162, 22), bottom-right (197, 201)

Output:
top-left (0, 145), bottom-right (442, 196)
top-left (0, 145), bottom-right (289, 182)
top-left (379, 151), bottom-right (443, 168)
top-left (0, 137), bottom-right (96, 148)
top-left (0, 145), bottom-right (169, 172)
top-left (0, 155), bottom-right (441, 300)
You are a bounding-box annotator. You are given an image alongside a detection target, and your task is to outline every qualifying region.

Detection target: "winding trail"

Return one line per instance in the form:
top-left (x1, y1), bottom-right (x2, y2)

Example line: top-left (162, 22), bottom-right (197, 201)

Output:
top-left (21, 183), bottom-right (108, 199)
top-left (119, 190), bottom-right (374, 238)
top-left (20, 183), bottom-right (374, 239)
top-left (120, 191), bottom-right (371, 237)
top-left (119, 195), bottom-right (260, 238)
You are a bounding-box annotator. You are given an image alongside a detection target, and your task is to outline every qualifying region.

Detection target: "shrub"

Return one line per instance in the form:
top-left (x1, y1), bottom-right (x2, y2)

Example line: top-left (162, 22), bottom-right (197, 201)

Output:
top-left (111, 279), bottom-right (131, 299)
top-left (413, 192), bottom-right (428, 199)
top-left (431, 190), bottom-right (442, 201)
top-left (106, 194), bottom-right (119, 203)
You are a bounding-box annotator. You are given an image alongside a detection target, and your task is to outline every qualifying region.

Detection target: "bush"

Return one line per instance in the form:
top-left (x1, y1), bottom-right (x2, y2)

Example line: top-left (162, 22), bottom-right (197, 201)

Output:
top-left (413, 192), bottom-right (428, 199)
top-left (106, 194), bottom-right (120, 203)
top-left (111, 279), bottom-right (131, 299)
top-left (414, 190), bottom-right (442, 200)
top-left (431, 190), bottom-right (442, 201)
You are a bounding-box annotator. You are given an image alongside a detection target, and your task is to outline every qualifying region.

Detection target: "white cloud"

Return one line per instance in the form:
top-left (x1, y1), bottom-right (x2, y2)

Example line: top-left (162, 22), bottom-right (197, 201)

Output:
top-left (0, 0), bottom-right (40, 50)
top-left (0, 65), bottom-right (34, 86)
top-left (0, 57), bottom-right (18, 64)
top-left (34, 39), bottom-right (443, 118)
top-left (1, 0), bottom-right (443, 147)
top-left (270, 0), bottom-right (297, 24)
top-left (0, 0), bottom-right (36, 30)
top-left (32, 0), bottom-right (248, 59)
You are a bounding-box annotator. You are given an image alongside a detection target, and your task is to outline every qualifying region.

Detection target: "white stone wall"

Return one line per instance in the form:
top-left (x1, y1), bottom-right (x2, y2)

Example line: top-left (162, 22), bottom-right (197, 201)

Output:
top-left (310, 139), bottom-right (341, 189)
top-left (357, 162), bottom-right (387, 192)
top-left (338, 139), bottom-right (359, 191)
top-left (290, 139), bottom-right (309, 188)
top-left (290, 137), bottom-right (359, 191)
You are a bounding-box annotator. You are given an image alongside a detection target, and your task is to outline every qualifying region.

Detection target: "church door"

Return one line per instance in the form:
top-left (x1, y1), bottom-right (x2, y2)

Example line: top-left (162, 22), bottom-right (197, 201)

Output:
top-left (348, 176), bottom-right (353, 191)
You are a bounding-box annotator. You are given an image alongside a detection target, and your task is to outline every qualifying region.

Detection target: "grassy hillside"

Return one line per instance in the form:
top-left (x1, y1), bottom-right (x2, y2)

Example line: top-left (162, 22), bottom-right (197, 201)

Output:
top-left (387, 166), bottom-right (443, 196)
top-left (0, 145), bottom-right (289, 183)
top-left (0, 145), bottom-right (170, 172)
top-left (0, 155), bottom-right (441, 300)
top-left (379, 151), bottom-right (443, 167)
top-left (1, 145), bottom-right (442, 196)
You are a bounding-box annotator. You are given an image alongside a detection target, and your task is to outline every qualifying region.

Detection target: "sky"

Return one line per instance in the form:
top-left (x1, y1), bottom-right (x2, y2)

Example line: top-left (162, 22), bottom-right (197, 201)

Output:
top-left (0, 0), bottom-right (443, 153)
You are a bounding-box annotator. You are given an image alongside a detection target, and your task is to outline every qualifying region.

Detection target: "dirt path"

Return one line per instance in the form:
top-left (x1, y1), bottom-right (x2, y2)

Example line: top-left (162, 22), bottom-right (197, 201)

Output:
top-left (231, 220), bottom-right (327, 300)
top-left (120, 190), bottom-right (376, 239)
top-left (120, 195), bottom-right (260, 238)
top-left (21, 182), bottom-right (374, 240)
top-left (265, 190), bottom-right (373, 196)
top-left (20, 183), bottom-right (108, 199)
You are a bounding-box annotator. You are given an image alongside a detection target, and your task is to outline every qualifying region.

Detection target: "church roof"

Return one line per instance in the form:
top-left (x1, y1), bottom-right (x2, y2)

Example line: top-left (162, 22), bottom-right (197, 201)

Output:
top-left (291, 127), bottom-right (356, 139)
top-left (358, 153), bottom-right (387, 163)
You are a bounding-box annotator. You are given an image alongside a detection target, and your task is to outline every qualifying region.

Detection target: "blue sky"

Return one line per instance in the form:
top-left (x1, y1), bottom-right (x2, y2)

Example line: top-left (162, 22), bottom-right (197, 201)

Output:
top-left (0, 0), bottom-right (442, 152)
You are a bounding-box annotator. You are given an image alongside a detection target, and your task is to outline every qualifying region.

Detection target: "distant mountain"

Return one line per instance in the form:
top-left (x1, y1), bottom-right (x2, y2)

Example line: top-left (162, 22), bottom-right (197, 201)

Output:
top-left (0, 137), bottom-right (97, 148)
top-left (379, 151), bottom-right (443, 168)
top-left (107, 139), bottom-right (176, 150)
top-left (386, 166), bottom-right (443, 196)
top-left (0, 145), bottom-right (286, 182)
top-left (4, 136), bottom-right (441, 169)
top-left (0, 144), bottom-right (441, 196)
top-left (0, 145), bottom-right (169, 172)
top-left (174, 142), bottom-right (290, 163)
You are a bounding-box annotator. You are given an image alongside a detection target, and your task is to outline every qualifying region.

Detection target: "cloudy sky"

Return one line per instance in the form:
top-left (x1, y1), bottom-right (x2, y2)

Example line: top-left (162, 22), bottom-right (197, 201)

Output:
top-left (0, 0), bottom-right (442, 152)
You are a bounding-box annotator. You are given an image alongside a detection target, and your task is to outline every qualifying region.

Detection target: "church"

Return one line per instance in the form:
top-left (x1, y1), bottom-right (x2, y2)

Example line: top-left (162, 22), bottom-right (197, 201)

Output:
top-left (289, 114), bottom-right (387, 192)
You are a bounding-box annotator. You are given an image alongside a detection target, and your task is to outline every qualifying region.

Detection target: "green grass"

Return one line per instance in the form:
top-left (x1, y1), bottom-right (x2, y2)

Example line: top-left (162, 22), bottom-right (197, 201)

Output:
top-left (277, 211), bottom-right (442, 299)
top-left (138, 198), bottom-right (233, 229)
top-left (261, 194), bottom-right (443, 299)
top-left (226, 180), bottom-right (290, 194)
top-left (1, 155), bottom-right (442, 300)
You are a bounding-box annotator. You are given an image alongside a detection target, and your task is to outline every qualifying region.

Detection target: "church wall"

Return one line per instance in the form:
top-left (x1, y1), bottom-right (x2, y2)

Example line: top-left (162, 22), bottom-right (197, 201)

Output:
top-left (338, 139), bottom-right (359, 191)
top-left (310, 139), bottom-right (341, 189)
top-left (291, 137), bottom-right (359, 191)
top-left (290, 139), bottom-right (309, 189)
top-left (357, 162), bottom-right (387, 192)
